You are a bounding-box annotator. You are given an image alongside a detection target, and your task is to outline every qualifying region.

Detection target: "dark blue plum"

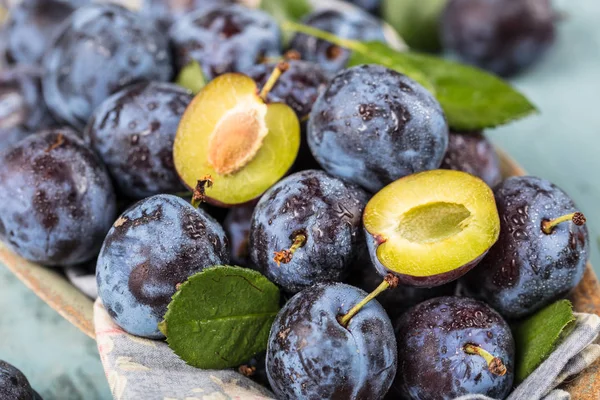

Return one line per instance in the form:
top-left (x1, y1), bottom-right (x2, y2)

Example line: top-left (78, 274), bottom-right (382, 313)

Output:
top-left (96, 194), bottom-right (229, 338)
top-left (84, 82), bottom-right (190, 199)
top-left (389, 296), bottom-right (515, 400)
top-left (140, 0), bottom-right (233, 30)
top-left (43, 3), bottom-right (173, 130)
top-left (0, 360), bottom-right (42, 400)
top-left (462, 176), bottom-right (589, 319)
top-left (441, 131), bottom-right (502, 188)
top-left (170, 5), bottom-right (282, 80)
top-left (0, 66), bottom-right (57, 151)
top-left (441, 0), bottom-right (556, 77)
top-left (244, 60), bottom-right (330, 120)
top-left (249, 170), bottom-right (369, 294)
top-left (0, 129), bottom-right (117, 266)
top-left (289, 8), bottom-right (387, 73)
top-left (266, 283), bottom-right (397, 400)
top-left (308, 64), bottom-right (448, 193)
top-left (1, 0), bottom-right (88, 66)
top-left (223, 203), bottom-right (255, 268)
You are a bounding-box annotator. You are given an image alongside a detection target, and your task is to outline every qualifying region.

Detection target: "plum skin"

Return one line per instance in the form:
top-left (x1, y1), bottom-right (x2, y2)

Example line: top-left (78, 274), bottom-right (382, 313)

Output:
top-left (462, 176), bottom-right (589, 319)
top-left (0, 66), bottom-right (57, 151)
top-left (223, 203), bottom-right (255, 268)
top-left (43, 3), bottom-right (173, 130)
top-left (389, 296), bottom-right (514, 400)
top-left (244, 60), bottom-right (330, 120)
top-left (249, 170), bottom-right (370, 294)
top-left (0, 360), bottom-right (42, 400)
top-left (0, 129), bottom-right (117, 266)
top-left (308, 64), bottom-right (448, 193)
top-left (441, 0), bottom-right (556, 76)
top-left (441, 131), bottom-right (502, 188)
top-left (1, 0), bottom-right (86, 66)
top-left (96, 194), bottom-right (229, 339)
top-left (169, 4), bottom-right (282, 80)
top-left (84, 82), bottom-right (190, 199)
top-left (290, 9), bottom-right (387, 73)
top-left (266, 283), bottom-right (397, 400)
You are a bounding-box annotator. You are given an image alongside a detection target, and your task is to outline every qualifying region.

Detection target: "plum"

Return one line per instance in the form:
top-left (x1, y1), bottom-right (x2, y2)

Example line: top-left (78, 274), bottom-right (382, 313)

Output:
top-left (249, 170), bottom-right (369, 293)
top-left (170, 4), bottom-right (282, 81)
top-left (96, 194), bottom-right (229, 338)
top-left (84, 82), bottom-right (190, 199)
top-left (0, 360), bottom-right (42, 400)
top-left (462, 176), bottom-right (589, 319)
top-left (390, 296), bottom-right (515, 400)
top-left (43, 3), bottom-right (173, 129)
top-left (266, 283), bottom-right (397, 399)
top-left (0, 129), bottom-right (116, 266)
top-left (308, 64), bottom-right (448, 193)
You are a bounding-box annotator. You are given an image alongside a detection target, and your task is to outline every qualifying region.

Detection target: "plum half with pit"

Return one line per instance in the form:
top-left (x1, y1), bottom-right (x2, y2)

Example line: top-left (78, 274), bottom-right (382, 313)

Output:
top-left (84, 82), bottom-right (190, 199)
top-left (389, 296), bottom-right (514, 400)
top-left (308, 64), bottom-right (448, 193)
top-left (249, 170), bottom-right (370, 294)
top-left (0, 129), bottom-right (117, 266)
top-left (441, 131), bottom-right (502, 188)
top-left (96, 194), bottom-right (229, 338)
top-left (266, 283), bottom-right (397, 399)
top-left (462, 176), bottom-right (589, 319)
top-left (174, 67), bottom-right (300, 206)
top-left (364, 169), bottom-right (500, 287)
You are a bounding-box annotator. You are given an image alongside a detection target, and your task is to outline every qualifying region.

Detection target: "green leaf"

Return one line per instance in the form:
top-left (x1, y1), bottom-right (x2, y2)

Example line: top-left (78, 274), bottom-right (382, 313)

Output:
top-left (514, 300), bottom-right (576, 383)
top-left (161, 265), bottom-right (280, 369)
top-left (282, 21), bottom-right (537, 130)
top-left (175, 60), bottom-right (206, 95)
top-left (381, 0), bottom-right (447, 53)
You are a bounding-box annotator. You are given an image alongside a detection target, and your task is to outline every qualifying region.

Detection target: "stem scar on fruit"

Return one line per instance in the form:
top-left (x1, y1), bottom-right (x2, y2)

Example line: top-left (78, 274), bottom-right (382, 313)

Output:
top-left (191, 176), bottom-right (213, 208)
top-left (338, 274), bottom-right (399, 327)
top-left (463, 343), bottom-right (507, 376)
top-left (173, 62), bottom-right (300, 206)
top-left (273, 231), bottom-right (307, 266)
top-left (542, 212), bottom-right (586, 235)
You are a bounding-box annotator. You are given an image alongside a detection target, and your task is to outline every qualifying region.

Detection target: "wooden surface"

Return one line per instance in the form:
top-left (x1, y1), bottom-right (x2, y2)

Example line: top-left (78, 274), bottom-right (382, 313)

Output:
top-left (1, 149), bottom-right (599, 398)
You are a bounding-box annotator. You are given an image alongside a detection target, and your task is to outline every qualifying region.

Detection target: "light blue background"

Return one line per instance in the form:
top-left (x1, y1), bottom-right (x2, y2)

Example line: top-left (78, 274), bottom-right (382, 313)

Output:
top-left (0, 0), bottom-right (598, 398)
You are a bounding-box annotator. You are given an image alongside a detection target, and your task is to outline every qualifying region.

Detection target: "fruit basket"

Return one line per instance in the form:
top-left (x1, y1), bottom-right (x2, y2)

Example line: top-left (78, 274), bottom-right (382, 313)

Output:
top-left (1, 149), bottom-right (599, 398)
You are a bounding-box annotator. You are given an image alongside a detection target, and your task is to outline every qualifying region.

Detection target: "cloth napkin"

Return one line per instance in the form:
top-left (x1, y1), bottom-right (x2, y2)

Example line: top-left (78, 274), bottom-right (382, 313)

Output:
top-left (94, 299), bottom-right (600, 400)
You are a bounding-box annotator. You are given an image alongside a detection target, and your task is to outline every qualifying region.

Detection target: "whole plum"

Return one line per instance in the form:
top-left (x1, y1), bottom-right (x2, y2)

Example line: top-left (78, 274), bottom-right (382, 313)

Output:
top-left (249, 170), bottom-right (369, 293)
top-left (308, 64), bottom-right (448, 193)
top-left (170, 4), bottom-right (282, 81)
top-left (266, 283), bottom-right (397, 399)
top-left (84, 82), bottom-right (190, 199)
top-left (43, 3), bottom-right (173, 129)
top-left (0, 129), bottom-right (116, 266)
top-left (96, 194), bottom-right (229, 338)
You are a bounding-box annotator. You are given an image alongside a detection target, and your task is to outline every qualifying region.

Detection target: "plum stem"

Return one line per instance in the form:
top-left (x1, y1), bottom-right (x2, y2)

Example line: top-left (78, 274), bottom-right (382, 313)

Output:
top-left (259, 61), bottom-right (289, 101)
top-left (463, 344), bottom-right (507, 376)
top-left (191, 176), bottom-right (213, 208)
top-left (339, 274), bottom-right (399, 327)
top-left (273, 233), bottom-right (307, 266)
top-left (542, 212), bottom-right (586, 234)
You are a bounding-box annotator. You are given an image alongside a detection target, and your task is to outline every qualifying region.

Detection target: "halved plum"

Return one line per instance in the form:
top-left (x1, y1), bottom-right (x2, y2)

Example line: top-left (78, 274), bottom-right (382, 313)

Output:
top-left (364, 170), bottom-right (500, 287)
top-left (174, 70), bottom-right (300, 206)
